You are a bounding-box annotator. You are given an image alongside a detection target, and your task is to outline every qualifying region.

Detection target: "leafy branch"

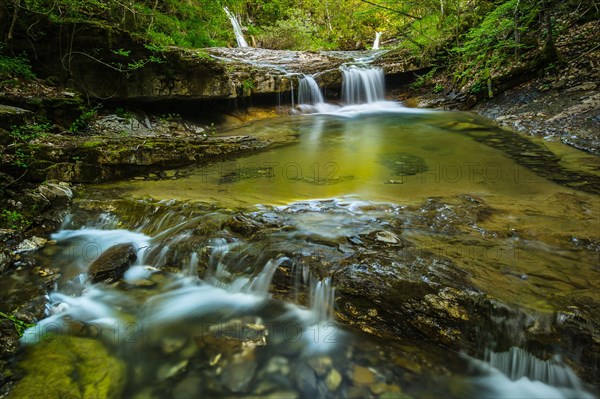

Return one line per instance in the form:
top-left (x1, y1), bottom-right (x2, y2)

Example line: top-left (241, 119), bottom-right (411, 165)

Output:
top-left (0, 311), bottom-right (35, 337)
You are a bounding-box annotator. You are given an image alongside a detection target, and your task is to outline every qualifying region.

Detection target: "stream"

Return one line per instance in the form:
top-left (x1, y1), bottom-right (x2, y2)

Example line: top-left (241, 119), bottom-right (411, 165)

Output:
top-left (5, 66), bottom-right (600, 398)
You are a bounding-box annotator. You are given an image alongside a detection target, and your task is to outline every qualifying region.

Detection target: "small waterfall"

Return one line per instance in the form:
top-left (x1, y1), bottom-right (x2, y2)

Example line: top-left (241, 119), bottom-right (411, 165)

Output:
top-left (372, 32), bottom-right (382, 50)
top-left (248, 257), bottom-right (288, 296)
top-left (310, 276), bottom-right (335, 321)
top-left (298, 75), bottom-right (324, 105)
top-left (485, 347), bottom-right (582, 388)
top-left (223, 6), bottom-right (248, 48)
top-left (186, 252), bottom-right (199, 277)
top-left (341, 66), bottom-right (385, 105)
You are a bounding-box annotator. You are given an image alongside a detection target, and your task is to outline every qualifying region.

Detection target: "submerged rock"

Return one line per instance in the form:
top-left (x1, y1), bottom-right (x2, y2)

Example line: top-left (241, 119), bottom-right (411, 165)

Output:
top-left (10, 336), bottom-right (125, 398)
top-left (88, 243), bottom-right (138, 283)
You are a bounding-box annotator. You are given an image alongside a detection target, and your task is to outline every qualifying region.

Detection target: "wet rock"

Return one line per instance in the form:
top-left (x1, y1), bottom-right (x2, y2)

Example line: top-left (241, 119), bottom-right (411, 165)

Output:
top-left (157, 359), bottom-right (188, 381)
top-left (88, 243), bottom-right (137, 283)
top-left (325, 368), bottom-right (342, 391)
top-left (352, 365), bottom-right (376, 385)
top-left (264, 391), bottom-right (299, 399)
top-left (15, 236), bottom-right (48, 253)
top-left (172, 376), bottom-right (202, 399)
top-left (0, 251), bottom-right (10, 274)
top-left (221, 359), bottom-right (257, 393)
top-left (308, 356), bottom-right (333, 377)
top-left (265, 356), bottom-right (290, 375)
top-left (36, 181), bottom-right (73, 205)
top-left (10, 336), bottom-right (125, 398)
top-left (294, 362), bottom-right (317, 396)
top-left (161, 335), bottom-right (187, 354)
top-left (375, 231), bottom-right (400, 244)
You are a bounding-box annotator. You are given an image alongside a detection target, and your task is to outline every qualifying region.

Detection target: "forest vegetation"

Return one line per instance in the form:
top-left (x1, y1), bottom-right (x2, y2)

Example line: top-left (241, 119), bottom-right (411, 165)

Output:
top-left (0, 0), bottom-right (597, 87)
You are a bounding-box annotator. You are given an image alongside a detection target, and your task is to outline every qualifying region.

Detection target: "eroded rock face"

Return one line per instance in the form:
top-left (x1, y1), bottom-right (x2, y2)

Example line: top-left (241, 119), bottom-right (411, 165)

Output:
top-left (89, 243), bottom-right (137, 283)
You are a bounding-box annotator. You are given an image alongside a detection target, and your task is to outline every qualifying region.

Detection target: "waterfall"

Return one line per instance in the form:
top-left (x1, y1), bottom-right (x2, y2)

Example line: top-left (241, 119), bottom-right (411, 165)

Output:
top-left (485, 347), bottom-right (582, 388)
top-left (309, 276), bottom-right (335, 321)
top-left (372, 32), bottom-right (382, 50)
top-left (298, 75), bottom-right (324, 105)
top-left (341, 66), bottom-right (385, 105)
top-left (223, 7), bottom-right (248, 48)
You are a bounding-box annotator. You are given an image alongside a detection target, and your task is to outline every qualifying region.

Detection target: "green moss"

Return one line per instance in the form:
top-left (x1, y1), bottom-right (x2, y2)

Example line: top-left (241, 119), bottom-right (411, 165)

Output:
top-left (10, 336), bottom-right (126, 398)
top-left (81, 140), bottom-right (104, 148)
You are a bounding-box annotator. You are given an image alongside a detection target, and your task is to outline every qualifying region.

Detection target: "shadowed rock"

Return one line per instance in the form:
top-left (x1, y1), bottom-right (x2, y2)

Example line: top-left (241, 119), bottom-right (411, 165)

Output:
top-left (89, 243), bottom-right (137, 283)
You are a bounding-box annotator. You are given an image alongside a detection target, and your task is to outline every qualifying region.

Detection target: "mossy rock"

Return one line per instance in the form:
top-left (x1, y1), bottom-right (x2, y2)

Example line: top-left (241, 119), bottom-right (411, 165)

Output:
top-left (10, 336), bottom-right (126, 398)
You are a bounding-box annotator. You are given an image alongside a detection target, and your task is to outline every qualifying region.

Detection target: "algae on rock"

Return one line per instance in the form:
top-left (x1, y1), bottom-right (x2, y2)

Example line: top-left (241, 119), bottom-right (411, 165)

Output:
top-left (10, 336), bottom-right (126, 398)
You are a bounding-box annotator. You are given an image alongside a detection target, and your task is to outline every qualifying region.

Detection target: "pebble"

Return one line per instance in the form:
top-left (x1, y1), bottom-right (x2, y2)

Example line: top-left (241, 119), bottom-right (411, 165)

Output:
top-left (265, 391), bottom-right (298, 399)
top-left (325, 369), bottom-right (342, 391)
top-left (221, 359), bottom-right (257, 393)
top-left (161, 335), bottom-right (187, 354)
top-left (295, 362), bottom-right (317, 396)
top-left (172, 376), bottom-right (202, 399)
top-left (265, 356), bottom-right (290, 375)
top-left (308, 356), bottom-right (332, 377)
top-left (352, 365), bottom-right (376, 385)
top-left (157, 359), bottom-right (188, 381)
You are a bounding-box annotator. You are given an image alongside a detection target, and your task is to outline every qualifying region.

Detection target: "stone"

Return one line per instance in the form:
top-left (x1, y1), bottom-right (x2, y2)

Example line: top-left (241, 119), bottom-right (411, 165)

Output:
top-left (88, 243), bottom-right (137, 283)
top-left (15, 236), bottom-right (48, 253)
top-left (325, 368), bottom-right (342, 391)
top-left (265, 356), bottom-right (290, 375)
top-left (161, 335), bottom-right (187, 354)
top-left (0, 105), bottom-right (33, 129)
top-left (375, 231), bottom-right (399, 244)
top-left (172, 376), bottom-right (202, 399)
top-left (10, 336), bottom-right (125, 398)
top-left (307, 356), bottom-right (333, 377)
top-left (294, 362), bottom-right (317, 397)
top-left (36, 182), bottom-right (73, 205)
top-left (157, 359), bottom-right (188, 381)
top-left (566, 82), bottom-right (597, 92)
top-left (352, 365), bottom-right (376, 385)
top-left (221, 359), bottom-right (257, 393)
top-left (370, 382), bottom-right (389, 394)
top-left (265, 391), bottom-right (299, 399)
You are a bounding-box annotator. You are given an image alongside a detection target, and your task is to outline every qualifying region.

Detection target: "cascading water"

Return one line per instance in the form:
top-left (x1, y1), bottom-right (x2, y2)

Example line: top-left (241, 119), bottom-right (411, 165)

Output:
top-left (463, 347), bottom-right (595, 399)
top-left (341, 65), bottom-right (385, 105)
top-left (309, 276), bottom-right (335, 321)
top-left (372, 31), bottom-right (382, 50)
top-left (223, 6), bottom-right (248, 48)
top-left (298, 75), bottom-right (324, 106)
top-left (485, 347), bottom-right (582, 388)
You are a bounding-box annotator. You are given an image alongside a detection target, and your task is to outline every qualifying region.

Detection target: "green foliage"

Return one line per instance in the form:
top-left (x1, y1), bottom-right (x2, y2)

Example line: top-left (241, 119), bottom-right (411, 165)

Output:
top-left (0, 210), bottom-right (30, 230)
top-left (451, 0), bottom-right (540, 94)
top-left (0, 311), bottom-right (35, 336)
top-left (112, 48), bottom-right (131, 57)
top-left (410, 67), bottom-right (438, 90)
top-left (160, 113), bottom-right (181, 122)
top-left (12, 148), bottom-right (30, 168)
top-left (258, 10), bottom-right (318, 50)
top-left (242, 79), bottom-right (255, 90)
top-left (9, 122), bottom-right (51, 142)
top-left (0, 43), bottom-right (35, 81)
top-left (70, 106), bottom-right (99, 133)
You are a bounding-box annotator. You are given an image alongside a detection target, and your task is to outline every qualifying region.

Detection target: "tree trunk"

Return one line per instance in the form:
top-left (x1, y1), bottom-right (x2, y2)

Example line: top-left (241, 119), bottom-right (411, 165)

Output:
top-left (7, 0), bottom-right (20, 43)
top-left (540, 0), bottom-right (558, 61)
